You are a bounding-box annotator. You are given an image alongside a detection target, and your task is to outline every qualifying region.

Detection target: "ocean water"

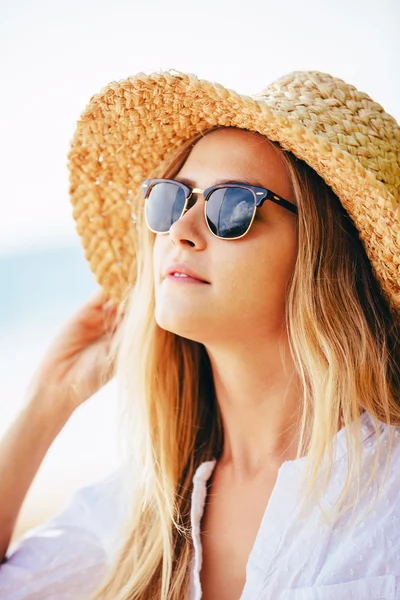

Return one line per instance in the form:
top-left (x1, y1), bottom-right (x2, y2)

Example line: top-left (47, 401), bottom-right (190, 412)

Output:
top-left (0, 244), bottom-right (98, 328)
top-left (0, 243), bottom-right (121, 540)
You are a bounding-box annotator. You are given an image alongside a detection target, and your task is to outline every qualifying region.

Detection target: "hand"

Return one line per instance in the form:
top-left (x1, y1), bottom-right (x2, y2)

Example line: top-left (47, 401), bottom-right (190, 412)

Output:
top-left (26, 288), bottom-right (123, 414)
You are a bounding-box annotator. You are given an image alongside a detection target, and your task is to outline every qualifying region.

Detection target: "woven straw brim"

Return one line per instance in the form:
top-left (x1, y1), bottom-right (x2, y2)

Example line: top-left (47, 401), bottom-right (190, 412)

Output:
top-left (67, 70), bottom-right (400, 317)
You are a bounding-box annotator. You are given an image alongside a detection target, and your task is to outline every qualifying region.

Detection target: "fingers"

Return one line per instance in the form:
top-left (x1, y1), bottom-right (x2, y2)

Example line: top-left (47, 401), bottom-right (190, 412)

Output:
top-left (82, 288), bottom-right (118, 318)
top-left (101, 307), bottom-right (118, 333)
top-left (90, 287), bottom-right (111, 308)
top-left (81, 287), bottom-right (122, 333)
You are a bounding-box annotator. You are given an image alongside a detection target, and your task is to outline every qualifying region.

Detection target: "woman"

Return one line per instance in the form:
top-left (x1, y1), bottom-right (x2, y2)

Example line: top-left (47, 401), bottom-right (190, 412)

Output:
top-left (0, 70), bottom-right (399, 599)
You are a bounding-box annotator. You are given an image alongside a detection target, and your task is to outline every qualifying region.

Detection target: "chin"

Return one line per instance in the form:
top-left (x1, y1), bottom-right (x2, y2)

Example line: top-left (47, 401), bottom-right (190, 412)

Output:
top-left (154, 313), bottom-right (204, 343)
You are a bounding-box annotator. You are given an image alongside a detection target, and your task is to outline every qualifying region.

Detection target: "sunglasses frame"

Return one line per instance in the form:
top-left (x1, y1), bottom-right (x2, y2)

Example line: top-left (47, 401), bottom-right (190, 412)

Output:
top-left (141, 178), bottom-right (298, 240)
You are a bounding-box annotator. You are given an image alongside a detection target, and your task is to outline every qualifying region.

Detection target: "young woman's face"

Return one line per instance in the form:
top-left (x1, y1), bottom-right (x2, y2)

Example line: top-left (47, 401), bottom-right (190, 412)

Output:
top-left (152, 127), bottom-right (298, 345)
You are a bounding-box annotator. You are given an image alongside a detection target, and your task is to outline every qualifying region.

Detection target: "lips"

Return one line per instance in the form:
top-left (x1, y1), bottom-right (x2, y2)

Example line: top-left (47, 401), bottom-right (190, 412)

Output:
top-left (163, 263), bottom-right (210, 283)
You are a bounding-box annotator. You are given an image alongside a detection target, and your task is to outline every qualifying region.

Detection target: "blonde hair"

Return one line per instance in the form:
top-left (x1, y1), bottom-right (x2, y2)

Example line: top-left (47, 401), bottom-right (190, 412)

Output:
top-left (91, 126), bottom-right (400, 599)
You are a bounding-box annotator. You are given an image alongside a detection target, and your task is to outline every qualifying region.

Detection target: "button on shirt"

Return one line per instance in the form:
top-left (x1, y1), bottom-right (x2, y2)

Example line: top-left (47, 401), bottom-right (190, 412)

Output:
top-left (0, 410), bottom-right (399, 599)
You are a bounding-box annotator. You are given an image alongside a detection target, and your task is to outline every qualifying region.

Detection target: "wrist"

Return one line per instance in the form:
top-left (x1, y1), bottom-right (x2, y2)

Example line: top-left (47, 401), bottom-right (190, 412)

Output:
top-left (23, 386), bottom-right (76, 432)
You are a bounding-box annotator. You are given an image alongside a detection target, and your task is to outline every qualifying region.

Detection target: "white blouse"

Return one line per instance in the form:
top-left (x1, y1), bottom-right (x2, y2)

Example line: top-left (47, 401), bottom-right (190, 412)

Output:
top-left (1, 410), bottom-right (399, 599)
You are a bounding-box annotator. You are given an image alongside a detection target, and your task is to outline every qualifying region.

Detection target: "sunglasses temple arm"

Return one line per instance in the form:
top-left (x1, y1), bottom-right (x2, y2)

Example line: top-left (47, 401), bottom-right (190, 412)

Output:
top-left (264, 191), bottom-right (298, 215)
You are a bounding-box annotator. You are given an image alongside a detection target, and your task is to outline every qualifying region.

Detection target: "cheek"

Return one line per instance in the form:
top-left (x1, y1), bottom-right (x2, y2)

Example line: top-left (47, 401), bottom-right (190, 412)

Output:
top-left (153, 236), bottom-right (166, 282)
top-left (221, 233), bottom-right (297, 312)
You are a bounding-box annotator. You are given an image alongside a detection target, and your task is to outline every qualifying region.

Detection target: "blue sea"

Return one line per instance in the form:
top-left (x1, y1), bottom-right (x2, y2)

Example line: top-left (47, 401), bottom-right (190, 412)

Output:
top-left (0, 244), bottom-right (97, 331)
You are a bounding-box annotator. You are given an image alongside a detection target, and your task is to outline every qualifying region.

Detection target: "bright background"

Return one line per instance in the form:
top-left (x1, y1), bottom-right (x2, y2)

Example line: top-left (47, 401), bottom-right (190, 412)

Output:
top-left (1, 0), bottom-right (399, 542)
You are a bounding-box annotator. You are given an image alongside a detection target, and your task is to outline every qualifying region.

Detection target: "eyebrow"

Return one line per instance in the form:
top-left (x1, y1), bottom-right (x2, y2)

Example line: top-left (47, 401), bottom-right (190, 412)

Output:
top-left (174, 176), bottom-right (268, 189)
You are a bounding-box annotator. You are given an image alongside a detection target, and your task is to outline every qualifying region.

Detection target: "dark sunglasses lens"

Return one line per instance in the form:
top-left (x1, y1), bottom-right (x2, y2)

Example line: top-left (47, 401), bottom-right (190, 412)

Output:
top-left (145, 182), bottom-right (186, 232)
top-left (206, 187), bottom-right (255, 238)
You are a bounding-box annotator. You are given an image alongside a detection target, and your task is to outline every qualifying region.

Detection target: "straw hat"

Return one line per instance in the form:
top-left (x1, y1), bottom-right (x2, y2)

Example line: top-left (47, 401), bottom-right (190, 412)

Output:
top-left (66, 69), bottom-right (400, 317)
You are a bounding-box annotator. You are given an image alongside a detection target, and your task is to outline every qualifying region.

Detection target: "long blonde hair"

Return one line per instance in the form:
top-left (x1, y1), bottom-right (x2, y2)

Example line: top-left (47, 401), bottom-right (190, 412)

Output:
top-left (91, 126), bottom-right (400, 600)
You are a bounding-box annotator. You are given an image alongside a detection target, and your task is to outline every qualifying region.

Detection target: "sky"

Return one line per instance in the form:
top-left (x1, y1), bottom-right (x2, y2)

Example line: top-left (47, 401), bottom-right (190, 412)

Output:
top-left (1, 0), bottom-right (399, 256)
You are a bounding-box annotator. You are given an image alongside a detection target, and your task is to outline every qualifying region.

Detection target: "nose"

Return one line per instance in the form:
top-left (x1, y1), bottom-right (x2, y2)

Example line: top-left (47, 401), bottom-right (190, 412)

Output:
top-left (168, 191), bottom-right (207, 246)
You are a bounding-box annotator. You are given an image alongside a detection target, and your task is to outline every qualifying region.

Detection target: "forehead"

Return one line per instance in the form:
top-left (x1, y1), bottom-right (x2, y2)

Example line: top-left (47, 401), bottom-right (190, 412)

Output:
top-left (176, 127), bottom-right (293, 201)
top-left (187, 128), bottom-right (281, 162)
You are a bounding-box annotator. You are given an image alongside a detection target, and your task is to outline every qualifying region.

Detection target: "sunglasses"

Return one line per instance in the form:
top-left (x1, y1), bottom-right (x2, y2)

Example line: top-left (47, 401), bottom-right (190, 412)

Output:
top-left (141, 178), bottom-right (298, 240)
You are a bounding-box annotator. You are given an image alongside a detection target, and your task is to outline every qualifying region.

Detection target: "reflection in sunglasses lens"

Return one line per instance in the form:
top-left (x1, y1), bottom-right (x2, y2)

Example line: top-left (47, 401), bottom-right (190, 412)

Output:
top-left (146, 183), bottom-right (186, 232)
top-left (206, 188), bottom-right (255, 238)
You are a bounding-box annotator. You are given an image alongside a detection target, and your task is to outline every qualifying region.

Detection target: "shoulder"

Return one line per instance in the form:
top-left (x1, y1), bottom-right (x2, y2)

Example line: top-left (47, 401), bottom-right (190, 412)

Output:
top-left (7, 460), bottom-right (131, 563)
top-left (363, 416), bottom-right (400, 501)
top-left (331, 418), bottom-right (400, 572)
top-left (0, 462), bottom-right (130, 599)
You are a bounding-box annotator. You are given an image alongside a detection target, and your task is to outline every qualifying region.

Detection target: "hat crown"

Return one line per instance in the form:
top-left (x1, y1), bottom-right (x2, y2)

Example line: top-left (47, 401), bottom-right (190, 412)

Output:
top-left (254, 71), bottom-right (400, 201)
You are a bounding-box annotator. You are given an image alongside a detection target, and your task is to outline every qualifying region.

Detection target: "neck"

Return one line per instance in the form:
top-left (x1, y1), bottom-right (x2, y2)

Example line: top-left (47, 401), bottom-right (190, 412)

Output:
top-left (206, 335), bottom-right (304, 477)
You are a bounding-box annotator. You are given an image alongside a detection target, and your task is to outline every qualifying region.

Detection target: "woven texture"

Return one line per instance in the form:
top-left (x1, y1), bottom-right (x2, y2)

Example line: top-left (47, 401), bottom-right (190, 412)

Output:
top-left (67, 70), bottom-right (400, 317)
